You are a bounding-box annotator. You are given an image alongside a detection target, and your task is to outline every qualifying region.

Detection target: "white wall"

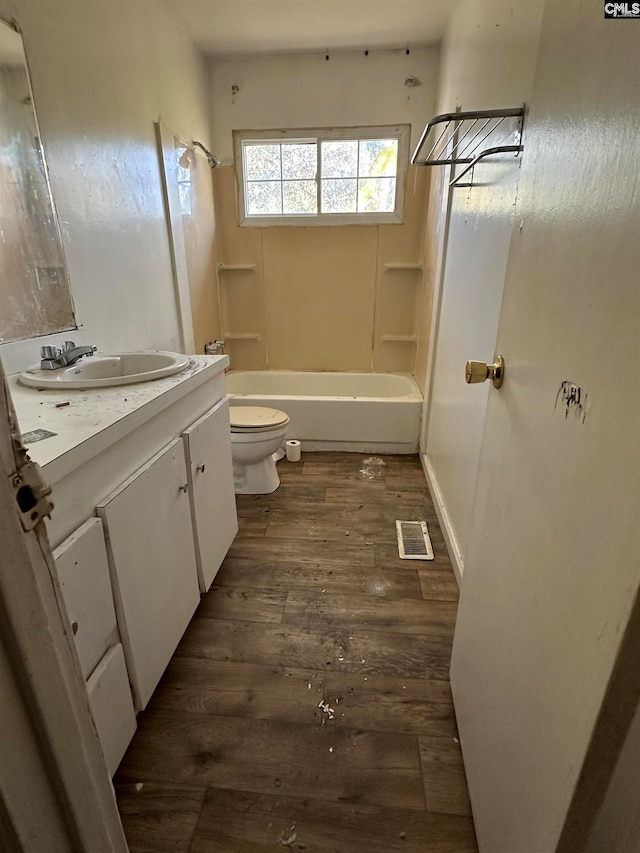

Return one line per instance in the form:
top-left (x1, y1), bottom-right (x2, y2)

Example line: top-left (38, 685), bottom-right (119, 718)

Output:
top-left (420, 0), bottom-right (543, 578)
top-left (0, 0), bottom-right (212, 373)
top-left (209, 47), bottom-right (439, 162)
top-left (437, 0), bottom-right (544, 112)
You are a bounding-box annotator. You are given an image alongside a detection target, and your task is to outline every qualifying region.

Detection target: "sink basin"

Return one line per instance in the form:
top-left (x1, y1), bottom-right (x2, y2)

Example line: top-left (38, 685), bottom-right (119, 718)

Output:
top-left (19, 351), bottom-right (191, 390)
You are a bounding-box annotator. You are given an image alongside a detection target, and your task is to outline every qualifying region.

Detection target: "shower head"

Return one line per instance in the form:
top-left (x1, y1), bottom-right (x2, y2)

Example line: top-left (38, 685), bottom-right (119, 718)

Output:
top-left (192, 140), bottom-right (221, 168)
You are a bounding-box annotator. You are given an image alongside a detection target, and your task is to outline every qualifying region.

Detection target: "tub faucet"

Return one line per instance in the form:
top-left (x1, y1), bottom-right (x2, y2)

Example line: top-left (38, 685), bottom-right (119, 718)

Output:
top-left (40, 340), bottom-right (97, 370)
top-left (204, 340), bottom-right (225, 355)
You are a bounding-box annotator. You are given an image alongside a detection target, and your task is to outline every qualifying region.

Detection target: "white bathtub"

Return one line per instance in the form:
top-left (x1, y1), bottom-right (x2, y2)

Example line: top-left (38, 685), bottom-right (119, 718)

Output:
top-left (226, 370), bottom-right (422, 453)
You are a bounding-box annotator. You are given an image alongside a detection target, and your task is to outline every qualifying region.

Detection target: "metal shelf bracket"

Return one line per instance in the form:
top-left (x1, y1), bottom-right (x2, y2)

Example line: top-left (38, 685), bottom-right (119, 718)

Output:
top-left (411, 106), bottom-right (525, 187)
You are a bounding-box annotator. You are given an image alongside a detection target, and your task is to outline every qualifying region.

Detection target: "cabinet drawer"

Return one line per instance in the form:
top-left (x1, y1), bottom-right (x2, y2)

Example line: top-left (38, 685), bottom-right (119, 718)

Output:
top-left (97, 438), bottom-right (200, 710)
top-left (87, 644), bottom-right (137, 776)
top-left (183, 397), bottom-right (238, 591)
top-left (53, 517), bottom-right (118, 680)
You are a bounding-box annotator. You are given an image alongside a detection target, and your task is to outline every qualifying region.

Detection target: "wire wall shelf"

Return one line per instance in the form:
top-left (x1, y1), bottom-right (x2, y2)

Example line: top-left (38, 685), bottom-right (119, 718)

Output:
top-left (411, 106), bottom-right (525, 188)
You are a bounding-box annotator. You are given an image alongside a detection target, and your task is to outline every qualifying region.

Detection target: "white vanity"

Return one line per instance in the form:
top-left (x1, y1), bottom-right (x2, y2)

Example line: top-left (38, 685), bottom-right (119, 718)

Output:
top-left (8, 354), bottom-right (238, 774)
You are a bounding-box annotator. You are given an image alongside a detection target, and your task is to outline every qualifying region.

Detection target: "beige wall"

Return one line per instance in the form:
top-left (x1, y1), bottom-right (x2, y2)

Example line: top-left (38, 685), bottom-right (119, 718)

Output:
top-left (181, 146), bottom-right (222, 354)
top-left (0, 0), bottom-right (217, 372)
top-left (213, 163), bottom-right (429, 372)
top-left (209, 49), bottom-right (436, 373)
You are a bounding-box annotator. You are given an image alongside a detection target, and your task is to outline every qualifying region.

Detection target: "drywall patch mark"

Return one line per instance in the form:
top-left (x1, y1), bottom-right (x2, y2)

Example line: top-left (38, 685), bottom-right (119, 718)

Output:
top-left (555, 380), bottom-right (588, 424)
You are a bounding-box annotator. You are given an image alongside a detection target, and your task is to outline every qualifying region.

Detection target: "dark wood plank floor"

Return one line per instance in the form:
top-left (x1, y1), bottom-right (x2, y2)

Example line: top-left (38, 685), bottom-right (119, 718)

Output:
top-left (115, 453), bottom-right (478, 852)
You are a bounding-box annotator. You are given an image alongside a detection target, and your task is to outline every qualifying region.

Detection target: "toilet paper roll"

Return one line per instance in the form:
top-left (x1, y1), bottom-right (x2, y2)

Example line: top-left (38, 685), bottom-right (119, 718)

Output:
top-left (285, 439), bottom-right (301, 462)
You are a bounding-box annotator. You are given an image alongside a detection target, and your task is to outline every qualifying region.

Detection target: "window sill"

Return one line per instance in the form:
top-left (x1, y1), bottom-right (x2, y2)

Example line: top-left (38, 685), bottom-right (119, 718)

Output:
top-left (238, 212), bottom-right (404, 228)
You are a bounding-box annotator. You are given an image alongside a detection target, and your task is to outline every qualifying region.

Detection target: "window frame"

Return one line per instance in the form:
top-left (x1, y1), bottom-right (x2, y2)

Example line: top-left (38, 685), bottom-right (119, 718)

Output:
top-left (233, 125), bottom-right (410, 227)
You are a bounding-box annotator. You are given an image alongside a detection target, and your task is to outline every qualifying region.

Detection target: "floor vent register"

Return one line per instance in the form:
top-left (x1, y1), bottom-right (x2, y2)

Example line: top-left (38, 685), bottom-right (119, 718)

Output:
top-left (395, 520), bottom-right (434, 561)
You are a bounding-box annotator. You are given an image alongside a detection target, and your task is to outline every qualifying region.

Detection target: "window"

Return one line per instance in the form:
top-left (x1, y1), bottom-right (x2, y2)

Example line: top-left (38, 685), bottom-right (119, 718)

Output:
top-left (234, 126), bottom-right (410, 226)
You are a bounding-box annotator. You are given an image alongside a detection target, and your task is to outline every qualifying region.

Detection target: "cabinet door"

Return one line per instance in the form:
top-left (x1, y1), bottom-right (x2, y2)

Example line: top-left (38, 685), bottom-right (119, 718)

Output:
top-left (97, 439), bottom-right (200, 710)
top-left (53, 518), bottom-right (118, 680)
top-left (183, 398), bottom-right (238, 592)
top-left (86, 644), bottom-right (137, 776)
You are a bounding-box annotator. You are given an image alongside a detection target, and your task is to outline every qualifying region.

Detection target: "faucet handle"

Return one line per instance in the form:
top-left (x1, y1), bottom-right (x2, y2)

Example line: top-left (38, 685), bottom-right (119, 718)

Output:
top-left (61, 340), bottom-right (76, 352)
top-left (40, 345), bottom-right (60, 359)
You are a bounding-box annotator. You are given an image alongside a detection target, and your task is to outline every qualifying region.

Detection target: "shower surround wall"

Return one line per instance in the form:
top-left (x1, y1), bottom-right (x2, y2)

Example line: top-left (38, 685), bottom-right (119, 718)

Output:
top-left (0, 0), bottom-right (220, 371)
top-left (208, 49), bottom-right (438, 373)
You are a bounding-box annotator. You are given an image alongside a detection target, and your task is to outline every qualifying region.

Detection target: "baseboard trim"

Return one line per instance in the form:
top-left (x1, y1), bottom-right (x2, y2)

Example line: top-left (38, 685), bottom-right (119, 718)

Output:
top-left (420, 452), bottom-right (464, 587)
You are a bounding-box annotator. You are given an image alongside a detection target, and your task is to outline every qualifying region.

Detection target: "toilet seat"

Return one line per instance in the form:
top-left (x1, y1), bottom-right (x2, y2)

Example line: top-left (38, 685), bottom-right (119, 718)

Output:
top-left (229, 406), bottom-right (290, 433)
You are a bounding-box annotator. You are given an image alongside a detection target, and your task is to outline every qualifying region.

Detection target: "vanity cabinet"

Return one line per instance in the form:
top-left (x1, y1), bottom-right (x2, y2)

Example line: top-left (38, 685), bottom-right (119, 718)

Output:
top-left (97, 438), bottom-right (201, 711)
top-left (54, 517), bottom-right (119, 680)
top-left (53, 518), bottom-right (137, 775)
top-left (14, 356), bottom-right (237, 771)
top-left (183, 397), bottom-right (238, 592)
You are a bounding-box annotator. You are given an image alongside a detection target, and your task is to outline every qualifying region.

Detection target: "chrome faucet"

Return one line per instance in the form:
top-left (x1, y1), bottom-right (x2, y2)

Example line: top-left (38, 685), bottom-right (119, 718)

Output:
top-left (40, 340), bottom-right (97, 370)
top-left (204, 340), bottom-right (225, 355)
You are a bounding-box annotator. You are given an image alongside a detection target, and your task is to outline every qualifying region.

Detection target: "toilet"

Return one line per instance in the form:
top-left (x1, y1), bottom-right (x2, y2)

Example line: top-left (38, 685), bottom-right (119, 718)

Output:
top-left (229, 406), bottom-right (290, 494)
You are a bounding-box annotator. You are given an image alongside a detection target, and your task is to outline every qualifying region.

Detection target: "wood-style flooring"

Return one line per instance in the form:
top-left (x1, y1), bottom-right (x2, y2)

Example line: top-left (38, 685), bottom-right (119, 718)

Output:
top-left (114, 453), bottom-right (478, 852)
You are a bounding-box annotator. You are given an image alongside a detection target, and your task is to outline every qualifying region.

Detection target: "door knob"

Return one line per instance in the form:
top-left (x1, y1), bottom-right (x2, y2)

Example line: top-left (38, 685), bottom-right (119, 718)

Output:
top-left (465, 355), bottom-right (505, 389)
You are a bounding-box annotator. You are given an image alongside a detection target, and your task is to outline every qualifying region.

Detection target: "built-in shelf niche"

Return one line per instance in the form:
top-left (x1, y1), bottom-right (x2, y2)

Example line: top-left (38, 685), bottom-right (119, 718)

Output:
top-left (379, 334), bottom-right (418, 344)
top-left (217, 263), bottom-right (262, 348)
top-left (383, 263), bottom-right (424, 271)
top-left (217, 263), bottom-right (257, 271)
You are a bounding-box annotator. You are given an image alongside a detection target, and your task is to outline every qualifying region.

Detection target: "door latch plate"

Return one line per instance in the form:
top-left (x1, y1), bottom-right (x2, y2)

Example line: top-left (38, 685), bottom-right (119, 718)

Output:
top-left (10, 460), bottom-right (54, 531)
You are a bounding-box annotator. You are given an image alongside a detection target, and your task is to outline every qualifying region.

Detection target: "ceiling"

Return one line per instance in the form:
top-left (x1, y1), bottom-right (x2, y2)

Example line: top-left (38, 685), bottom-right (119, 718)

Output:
top-left (165, 0), bottom-right (456, 57)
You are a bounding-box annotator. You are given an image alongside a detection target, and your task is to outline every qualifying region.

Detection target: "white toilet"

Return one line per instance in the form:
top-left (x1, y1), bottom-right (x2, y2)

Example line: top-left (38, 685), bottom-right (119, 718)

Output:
top-left (229, 406), bottom-right (290, 494)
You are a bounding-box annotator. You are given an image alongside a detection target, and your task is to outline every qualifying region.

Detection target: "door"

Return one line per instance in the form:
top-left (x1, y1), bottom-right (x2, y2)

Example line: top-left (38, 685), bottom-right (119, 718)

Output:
top-left (424, 152), bottom-right (520, 575)
top-left (97, 439), bottom-right (200, 710)
top-left (0, 365), bottom-right (127, 850)
top-left (450, 4), bottom-right (640, 852)
top-left (183, 397), bottom-right (238, 592)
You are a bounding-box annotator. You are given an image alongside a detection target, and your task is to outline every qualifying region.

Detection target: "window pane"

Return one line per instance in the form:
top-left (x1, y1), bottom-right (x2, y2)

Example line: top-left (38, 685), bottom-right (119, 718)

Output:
top-left (283, 180), bottom-right (317, 214)
top-left (357, 177), bottom-right (396, 213)
top-left (282, 143), bottom-right (316, 180)
top-left (321, 140), bottom-right (358, 178)
top-left (358, 139), bottom-right (398, 177)
top-left (244, 144), bottom-right (281, 181)
top-left (246, 181), bottom-right (282, 216)
top-left (321, 178), bottom-right (357, 213)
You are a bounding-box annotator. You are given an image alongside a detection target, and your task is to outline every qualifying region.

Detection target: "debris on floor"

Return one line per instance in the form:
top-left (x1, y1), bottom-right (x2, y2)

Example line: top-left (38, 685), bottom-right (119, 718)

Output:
top-left (318, 700), bottom-right (335, 720)
top-left (359, 456), bottom-right (386, 480)
top-left (277, 824), bottom-right (297, 846)
top-left (134, 782), bottom-right (144, 792)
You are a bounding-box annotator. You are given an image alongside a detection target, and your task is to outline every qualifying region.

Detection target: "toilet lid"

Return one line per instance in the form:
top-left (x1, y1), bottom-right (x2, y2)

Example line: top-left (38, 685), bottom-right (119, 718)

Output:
top-left (229, 406), bottom-right (289, 432)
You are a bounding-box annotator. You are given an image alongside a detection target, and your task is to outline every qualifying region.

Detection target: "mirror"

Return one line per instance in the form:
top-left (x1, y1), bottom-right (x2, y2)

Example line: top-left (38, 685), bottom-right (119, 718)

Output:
top-left (0, 18), bottom-right (76, 344)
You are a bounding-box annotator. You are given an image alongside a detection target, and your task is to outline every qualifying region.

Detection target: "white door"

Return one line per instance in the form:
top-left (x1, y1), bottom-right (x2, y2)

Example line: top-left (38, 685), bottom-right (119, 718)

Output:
top-left (450, 5), bottom-right (640, 852)
top-left (424, 153), bottom-right (520, 576)
top-left (183, 398), bottom-right (238, 592)
top-left (97, 439), bottom-right (200, 710)
top-left (0, 365), bottom-right (127, 850)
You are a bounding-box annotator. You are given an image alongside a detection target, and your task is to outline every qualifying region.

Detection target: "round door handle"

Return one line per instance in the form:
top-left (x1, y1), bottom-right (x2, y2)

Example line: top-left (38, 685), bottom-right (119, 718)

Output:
top-left (465, 355), bottom-right (505, 389)
top-left (196, 463), bottom-right (206, 473)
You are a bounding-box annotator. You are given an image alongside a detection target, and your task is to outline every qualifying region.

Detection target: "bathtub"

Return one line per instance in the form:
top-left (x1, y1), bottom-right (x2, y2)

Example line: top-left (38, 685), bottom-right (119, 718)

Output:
top-left (226, 370), bottom-right (422, 453)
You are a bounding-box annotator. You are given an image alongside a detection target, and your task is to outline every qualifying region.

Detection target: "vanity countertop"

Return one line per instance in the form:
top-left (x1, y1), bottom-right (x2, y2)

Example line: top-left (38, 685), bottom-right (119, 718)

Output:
top-left (8, 355), bottom-right (228, 483)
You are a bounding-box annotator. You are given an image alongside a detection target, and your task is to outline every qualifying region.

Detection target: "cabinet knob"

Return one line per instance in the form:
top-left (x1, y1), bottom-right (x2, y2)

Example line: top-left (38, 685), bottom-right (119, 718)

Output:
top-left (196, 463), bottom-right (206, 473)
top-left (178, 483), bottom-right (189, 493)
top-left (71, 621), bottom-right (79, 635)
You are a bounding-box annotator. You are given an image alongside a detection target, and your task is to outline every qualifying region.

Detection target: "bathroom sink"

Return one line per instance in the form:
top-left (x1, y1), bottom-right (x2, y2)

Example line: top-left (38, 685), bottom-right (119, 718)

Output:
top-left (19, 351), bottom-right (190, 390)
